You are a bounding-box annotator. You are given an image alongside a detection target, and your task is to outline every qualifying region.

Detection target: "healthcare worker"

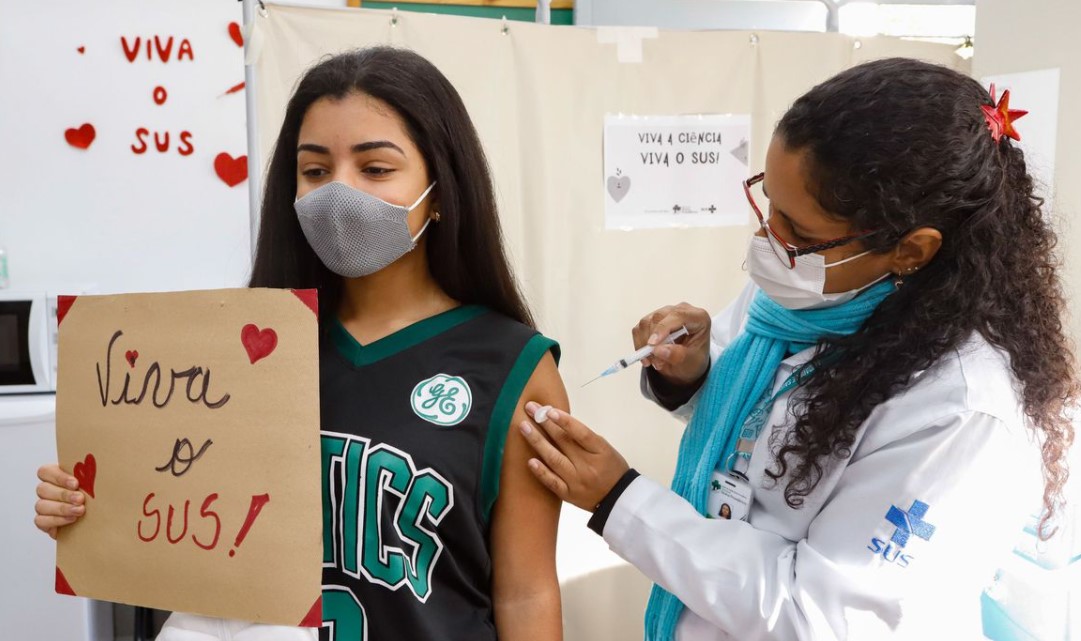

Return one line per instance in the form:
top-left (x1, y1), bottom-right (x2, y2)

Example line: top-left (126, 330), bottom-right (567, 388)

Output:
top-left (518, 58), bottom-right (1078, 640)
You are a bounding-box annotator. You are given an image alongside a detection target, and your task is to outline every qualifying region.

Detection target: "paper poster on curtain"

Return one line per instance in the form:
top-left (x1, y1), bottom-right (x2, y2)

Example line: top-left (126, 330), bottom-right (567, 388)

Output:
top-left (53, 288), bottom-right (323, 627)
top-left (603, 114), bottom-right (752, 230)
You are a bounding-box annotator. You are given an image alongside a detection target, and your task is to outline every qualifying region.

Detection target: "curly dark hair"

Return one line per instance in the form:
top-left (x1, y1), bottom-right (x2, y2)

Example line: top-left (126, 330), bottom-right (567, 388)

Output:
top-left (767, 58), bottom-right (1077, 537)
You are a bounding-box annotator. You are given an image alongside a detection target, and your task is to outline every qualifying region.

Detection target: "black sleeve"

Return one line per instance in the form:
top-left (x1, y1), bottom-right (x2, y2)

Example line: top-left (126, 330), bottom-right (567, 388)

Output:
top-left (587, 469), bottom-right (642, 536)
top-left (642, 366), bottom-right (709, 412)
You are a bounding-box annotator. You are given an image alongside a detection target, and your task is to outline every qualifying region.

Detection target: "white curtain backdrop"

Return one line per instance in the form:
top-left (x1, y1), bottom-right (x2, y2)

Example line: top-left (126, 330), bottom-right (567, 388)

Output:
top-left (249, 8), bottom-right (968, 637)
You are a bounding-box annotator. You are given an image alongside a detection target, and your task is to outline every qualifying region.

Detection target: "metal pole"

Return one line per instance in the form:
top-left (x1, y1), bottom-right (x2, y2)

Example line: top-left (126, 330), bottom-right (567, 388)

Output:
top-left (535, 0), bottom-right (551, 25)
top-left (242, 0), bottom-right (263, 259)
top-left (817, 0), bottom-right (840, 33)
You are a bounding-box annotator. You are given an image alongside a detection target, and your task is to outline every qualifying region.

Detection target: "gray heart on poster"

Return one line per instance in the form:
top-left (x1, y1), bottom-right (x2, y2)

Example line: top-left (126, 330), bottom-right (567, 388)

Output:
top-left (607, 175), bottom-right (631, 202)
top-left (730, 139), bottom-right (749, 166)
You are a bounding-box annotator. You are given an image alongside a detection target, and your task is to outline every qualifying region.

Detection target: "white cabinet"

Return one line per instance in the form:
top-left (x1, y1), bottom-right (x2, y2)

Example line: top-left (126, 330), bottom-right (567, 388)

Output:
top-left (0, 394), bottom-right (113, 641)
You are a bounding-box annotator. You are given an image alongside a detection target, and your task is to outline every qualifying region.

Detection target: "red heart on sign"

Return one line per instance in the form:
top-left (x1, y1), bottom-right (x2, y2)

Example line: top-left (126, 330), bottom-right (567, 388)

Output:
top-left (125, 350), bottom-right (139, 368)
top-left (77, 46), bottom-right (85, 54)
top-left (214, 152), bottom-right (247, 187)
top-left (241, 324), bottom-right (277, 364)
top-left (65, 124), bottom-right (96, 149)
top-left (73, 454), bottom-right (96, 499)
top-left (228, 22), bottom-right (244, 47)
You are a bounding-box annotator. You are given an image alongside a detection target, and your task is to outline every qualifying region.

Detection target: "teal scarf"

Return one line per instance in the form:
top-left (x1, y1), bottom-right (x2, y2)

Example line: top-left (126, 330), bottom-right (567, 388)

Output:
top-left (644, 281), bottom-right (894, 640)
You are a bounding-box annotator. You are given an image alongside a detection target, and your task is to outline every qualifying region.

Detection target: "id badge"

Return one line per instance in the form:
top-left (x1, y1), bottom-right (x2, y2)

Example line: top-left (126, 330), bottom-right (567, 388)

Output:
top-left (707, 470), bottom-right (754, 522)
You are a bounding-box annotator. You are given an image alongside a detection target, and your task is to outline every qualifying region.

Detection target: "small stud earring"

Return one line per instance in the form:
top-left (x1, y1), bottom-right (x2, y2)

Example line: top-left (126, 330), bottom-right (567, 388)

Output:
top-left (895, 266), bottom-right (919, 289)
top-left (432, 210), bottom-right (441, 222)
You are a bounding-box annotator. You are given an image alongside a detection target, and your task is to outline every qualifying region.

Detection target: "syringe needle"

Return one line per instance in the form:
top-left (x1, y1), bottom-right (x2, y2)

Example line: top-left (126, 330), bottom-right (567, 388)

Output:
top-left (581, 374), bottom-right (604, 388)
top-left (580, 327), bottom-right (687, 388)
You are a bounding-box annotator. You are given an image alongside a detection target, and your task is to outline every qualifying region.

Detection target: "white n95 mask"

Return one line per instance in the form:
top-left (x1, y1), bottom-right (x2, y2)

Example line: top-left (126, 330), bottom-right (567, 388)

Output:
top-left (294, 180), bottom-right (436, 278)
top-left (745, 235), bottom-right (885, 310)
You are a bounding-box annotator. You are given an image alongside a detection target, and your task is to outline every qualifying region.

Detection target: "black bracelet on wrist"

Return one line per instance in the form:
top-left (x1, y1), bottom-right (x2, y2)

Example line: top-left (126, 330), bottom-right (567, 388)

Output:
top-left (587, 468), bottom-right (641, 536)
top-left (645, 366), bottom-right (709, 411)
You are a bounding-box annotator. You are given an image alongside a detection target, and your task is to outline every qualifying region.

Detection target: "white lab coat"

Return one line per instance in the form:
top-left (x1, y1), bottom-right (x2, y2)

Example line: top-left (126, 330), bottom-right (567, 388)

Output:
top-left (606, 282), bottom-right (1043, 641)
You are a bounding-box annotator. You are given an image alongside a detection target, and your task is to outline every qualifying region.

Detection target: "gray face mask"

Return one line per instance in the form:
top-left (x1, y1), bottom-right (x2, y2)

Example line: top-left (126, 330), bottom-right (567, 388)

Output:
top-left (294, 180), bottom-right (437, 278)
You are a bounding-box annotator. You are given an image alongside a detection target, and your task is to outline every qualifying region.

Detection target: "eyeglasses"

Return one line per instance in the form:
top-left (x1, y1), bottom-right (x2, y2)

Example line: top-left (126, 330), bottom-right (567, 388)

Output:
top-left (743, 172), bottom-right (880, 269)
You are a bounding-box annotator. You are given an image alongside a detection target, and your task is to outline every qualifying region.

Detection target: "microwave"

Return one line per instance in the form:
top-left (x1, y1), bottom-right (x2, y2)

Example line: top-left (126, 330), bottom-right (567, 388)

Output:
top-left (0, 291), bottom-right (59, 394)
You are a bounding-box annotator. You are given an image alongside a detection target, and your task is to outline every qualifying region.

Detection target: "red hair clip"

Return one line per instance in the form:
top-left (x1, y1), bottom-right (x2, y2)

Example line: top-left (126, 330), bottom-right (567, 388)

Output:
top-left (981, 83), bottom-right (1028, 143)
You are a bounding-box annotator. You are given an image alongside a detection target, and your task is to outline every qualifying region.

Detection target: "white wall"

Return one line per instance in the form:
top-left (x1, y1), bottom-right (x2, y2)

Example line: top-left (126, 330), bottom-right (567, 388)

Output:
top-left (0, 0), bottom-right (250, 295)
top-left (576, 0), bottom-right (828, 30)
top-left (974, 0), bottom-right (1081, 344)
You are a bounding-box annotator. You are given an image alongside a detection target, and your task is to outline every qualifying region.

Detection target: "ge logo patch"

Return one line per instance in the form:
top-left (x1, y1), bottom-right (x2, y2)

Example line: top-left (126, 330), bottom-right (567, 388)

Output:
top-left (411, 374), bottom-right (472, 427)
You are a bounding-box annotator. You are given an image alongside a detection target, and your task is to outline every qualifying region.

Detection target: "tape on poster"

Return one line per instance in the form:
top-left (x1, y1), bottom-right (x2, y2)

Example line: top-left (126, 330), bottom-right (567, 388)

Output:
top-left (596, 27), bottom-right (659, 64)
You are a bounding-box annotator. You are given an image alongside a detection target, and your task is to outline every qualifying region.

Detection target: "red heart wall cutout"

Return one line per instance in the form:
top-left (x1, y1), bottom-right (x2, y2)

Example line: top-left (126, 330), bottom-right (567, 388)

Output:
top-left (241, 324), bottom-right (277, 364)
top-left (73, 454), bottom-right (96, 499)
top-left (65, 124), bottom-right (96, 150)
top-left (214, 152), bottom-right (248, 187)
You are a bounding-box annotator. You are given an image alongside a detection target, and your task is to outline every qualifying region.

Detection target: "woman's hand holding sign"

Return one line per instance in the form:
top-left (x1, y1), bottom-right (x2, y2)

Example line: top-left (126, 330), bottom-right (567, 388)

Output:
top-left (35, 464), bottom-right (86, 539)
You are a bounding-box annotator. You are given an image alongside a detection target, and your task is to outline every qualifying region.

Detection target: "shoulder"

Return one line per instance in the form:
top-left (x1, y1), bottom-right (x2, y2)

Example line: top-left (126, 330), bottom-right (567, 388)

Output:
top-left (855, 332), bottom-right (1033, 457)
top-left (471, 308), bottom-right (561, 364)
top-left (917, 332), bottom-right (1025, 426)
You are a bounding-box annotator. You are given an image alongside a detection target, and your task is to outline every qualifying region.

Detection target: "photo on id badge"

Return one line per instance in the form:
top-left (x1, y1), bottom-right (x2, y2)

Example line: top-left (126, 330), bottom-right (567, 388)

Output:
top-left (708, 471), bottom-right (753, 521)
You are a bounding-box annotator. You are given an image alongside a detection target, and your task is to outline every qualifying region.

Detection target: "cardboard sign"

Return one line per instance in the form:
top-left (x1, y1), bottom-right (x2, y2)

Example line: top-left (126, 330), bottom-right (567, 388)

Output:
top-left (54, 288), bottom-right (322, 627)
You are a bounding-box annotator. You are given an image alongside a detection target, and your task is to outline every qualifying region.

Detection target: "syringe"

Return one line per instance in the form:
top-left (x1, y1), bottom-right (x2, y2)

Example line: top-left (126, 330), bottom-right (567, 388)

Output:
top-left (583, 326), bottom-right (690, 387)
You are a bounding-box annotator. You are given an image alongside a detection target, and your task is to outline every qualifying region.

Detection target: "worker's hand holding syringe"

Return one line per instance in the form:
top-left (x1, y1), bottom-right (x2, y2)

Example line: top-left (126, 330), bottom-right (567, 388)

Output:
top-left (630, 303), bottom-right (713, 386)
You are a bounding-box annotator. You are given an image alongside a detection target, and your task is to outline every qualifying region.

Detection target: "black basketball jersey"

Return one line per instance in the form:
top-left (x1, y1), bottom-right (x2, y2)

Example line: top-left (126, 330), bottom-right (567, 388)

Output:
top-left (317, 305), bottom-right (558, 641)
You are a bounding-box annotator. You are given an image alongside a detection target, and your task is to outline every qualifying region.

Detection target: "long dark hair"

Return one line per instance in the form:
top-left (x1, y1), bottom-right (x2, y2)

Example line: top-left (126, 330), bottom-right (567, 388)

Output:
top-left (249, 47), bottom-right (534, 328)
top-left (770, 58), bottom-right (1077, 535)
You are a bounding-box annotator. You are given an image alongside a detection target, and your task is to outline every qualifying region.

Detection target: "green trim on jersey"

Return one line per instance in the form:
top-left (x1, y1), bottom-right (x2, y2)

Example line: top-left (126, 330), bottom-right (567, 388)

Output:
top-left (331, 305), bottom-right (487, 367)
top-left (480, 334), bottom-right (561, 522)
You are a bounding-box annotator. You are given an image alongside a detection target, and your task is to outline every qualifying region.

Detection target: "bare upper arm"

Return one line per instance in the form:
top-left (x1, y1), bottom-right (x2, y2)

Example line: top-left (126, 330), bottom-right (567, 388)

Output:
top-left (489, 351), bottom-right (567, 600)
